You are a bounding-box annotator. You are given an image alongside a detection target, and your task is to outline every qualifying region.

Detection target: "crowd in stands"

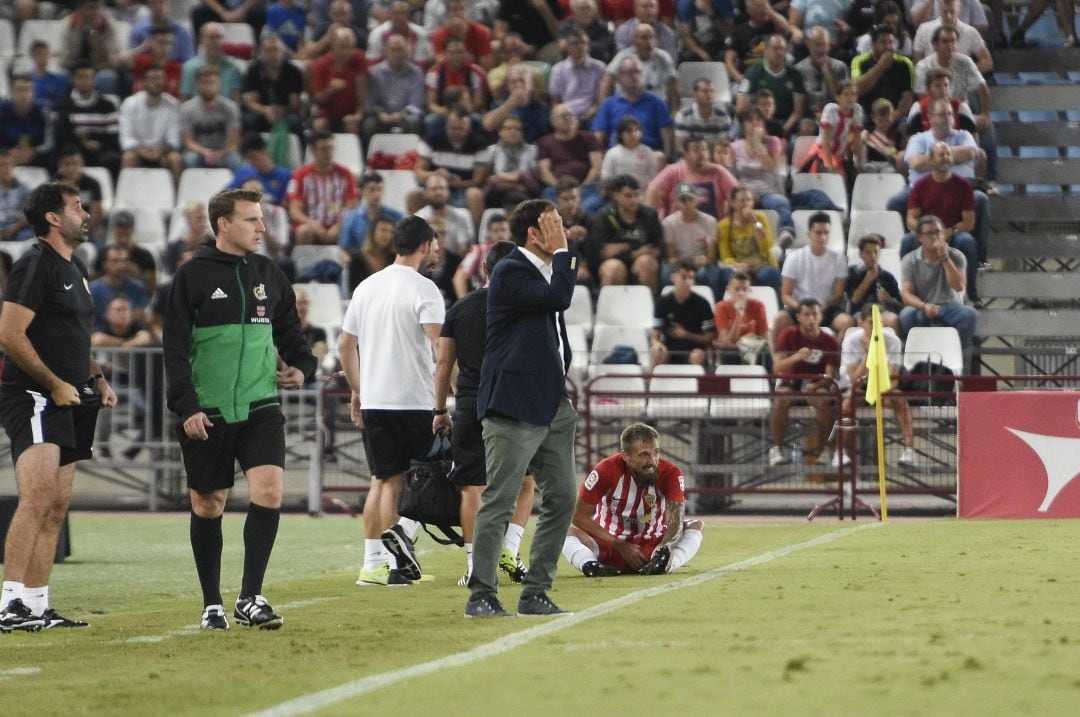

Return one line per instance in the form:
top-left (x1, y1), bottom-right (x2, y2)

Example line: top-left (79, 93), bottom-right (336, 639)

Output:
top-left (2, 0), bottom-right (1047, 381)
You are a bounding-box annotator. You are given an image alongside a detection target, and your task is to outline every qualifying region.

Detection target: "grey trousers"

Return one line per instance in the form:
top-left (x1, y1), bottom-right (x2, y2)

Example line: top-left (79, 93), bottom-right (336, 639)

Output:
top-left (468, 397), bottom-right (578, 602)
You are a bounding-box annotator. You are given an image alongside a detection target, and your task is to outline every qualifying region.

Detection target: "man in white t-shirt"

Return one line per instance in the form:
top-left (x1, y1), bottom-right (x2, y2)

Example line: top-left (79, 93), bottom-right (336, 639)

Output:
top-left (773, 210), bottom-right (852, 344)
top-left (338, 216), bottom-right (446, 587)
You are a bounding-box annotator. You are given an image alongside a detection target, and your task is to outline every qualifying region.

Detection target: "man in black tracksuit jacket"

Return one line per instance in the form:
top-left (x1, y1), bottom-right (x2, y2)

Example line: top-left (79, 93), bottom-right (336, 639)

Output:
top-left (163, 188), bottom-right (316, 631)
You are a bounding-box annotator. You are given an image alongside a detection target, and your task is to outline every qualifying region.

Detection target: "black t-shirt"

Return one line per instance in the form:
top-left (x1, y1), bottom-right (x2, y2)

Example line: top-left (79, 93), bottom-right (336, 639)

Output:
top-left (855, 57), bottom-right (913, 117)
top-left (653, 291), bottom-right (715, 354)
top-left (725, 20), bottom-right (779, 73)
top-left (1, 241), bottom-right (94, 389)
top-left (588, 204), bottom-right (663, 270)
top-left (498, 0), bottom-right (563, 48)
top-left (440, 287), bottom-right (487, 398)
top-left (243, 59), bottom-right (305, 107)
top-left (845, 265), bottom-right (902, 314)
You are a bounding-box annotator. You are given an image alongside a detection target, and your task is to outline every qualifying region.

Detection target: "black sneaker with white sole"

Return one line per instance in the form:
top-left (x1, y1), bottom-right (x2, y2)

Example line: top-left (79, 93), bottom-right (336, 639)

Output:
top-left (39, 608), bottom-right (89, 628)
top-left (638, 546), bottom-right (671, 575)
top-left (0, 598), bottom-right (44, 633)
top-left (582, 560), bottom-right (622, 577)
top-left (200, 604), bottom-right (229, 631)
top-left (381, 525), bottom-right (422, 581)
top-left (234, 595), bottom-right (283, 630)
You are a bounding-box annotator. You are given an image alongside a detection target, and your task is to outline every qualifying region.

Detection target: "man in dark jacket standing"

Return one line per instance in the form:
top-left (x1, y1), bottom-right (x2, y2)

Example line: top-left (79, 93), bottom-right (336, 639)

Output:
top-left (163, 188), bottom-right (316, 632)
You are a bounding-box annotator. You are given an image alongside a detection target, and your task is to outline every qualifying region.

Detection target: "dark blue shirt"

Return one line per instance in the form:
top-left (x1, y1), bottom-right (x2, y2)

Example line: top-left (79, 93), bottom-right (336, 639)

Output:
top-left (591, 91), bottom-right (673, 151)
top-left (229, 164), bottom-right (293, 205)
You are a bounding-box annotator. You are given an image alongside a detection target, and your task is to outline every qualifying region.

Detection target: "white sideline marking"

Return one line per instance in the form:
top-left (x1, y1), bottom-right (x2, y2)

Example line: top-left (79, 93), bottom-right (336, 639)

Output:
top-left (246, 523), bottom-right (880, 717)
top-left (0, 667), bottom-right (42, 682)
top-left (118, 597), bottom-right (340, 644)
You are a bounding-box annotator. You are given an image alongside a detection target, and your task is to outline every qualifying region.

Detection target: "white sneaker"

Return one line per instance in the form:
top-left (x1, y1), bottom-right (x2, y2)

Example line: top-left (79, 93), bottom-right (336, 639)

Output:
top-left (829, 450), bottom-right (851, 467)
top-left (818, 448), bottom-right (833, 466)
top-left (898, 447), bottom-right (917, 466)
top-left (769, 446), bottom-right (790, 465)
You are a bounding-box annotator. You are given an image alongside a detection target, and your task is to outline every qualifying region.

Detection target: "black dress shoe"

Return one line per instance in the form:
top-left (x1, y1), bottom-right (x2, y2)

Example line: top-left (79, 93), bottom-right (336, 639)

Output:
top-left (518, 592), bottom-right (571, 616)
top-left (464, 594), bottom-right (512, 618)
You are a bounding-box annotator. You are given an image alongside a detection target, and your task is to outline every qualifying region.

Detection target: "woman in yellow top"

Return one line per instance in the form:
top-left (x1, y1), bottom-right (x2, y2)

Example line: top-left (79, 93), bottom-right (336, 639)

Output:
top-left (717, 186), bottom-right (781, 295)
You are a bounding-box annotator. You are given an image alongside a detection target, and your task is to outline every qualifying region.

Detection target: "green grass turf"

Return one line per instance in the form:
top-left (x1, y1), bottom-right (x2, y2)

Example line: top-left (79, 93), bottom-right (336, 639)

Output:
top-left (4, 515), bottom-right (1080, 716)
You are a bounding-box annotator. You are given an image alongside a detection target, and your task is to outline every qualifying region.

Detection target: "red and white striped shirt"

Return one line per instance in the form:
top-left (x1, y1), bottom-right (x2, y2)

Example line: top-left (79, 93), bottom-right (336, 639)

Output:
top-left (285, 163), bottom-right (358, 228)
top-left (580, 454), bottom-right (685, 542)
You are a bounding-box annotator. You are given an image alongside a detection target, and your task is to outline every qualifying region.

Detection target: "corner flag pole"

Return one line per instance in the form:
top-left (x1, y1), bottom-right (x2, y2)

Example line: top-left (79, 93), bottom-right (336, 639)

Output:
top-left (864, 305), bottom-right (891, 521)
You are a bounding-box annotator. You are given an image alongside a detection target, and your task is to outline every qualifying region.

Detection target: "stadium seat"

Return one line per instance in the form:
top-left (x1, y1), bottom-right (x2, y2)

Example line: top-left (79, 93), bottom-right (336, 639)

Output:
top-left (12, 166), bottom-right (49, 190)
top-left (848, 209), bottom-right (904, 250)
top-left (0, 241), bottom-right (34, 263)
top-left (565, 323), bottom-right (590, 387)
top-left (112, 19), bottom-right (131, 49)
top-left (476, 207), bottom-right (504, 243)
top-left (589, 324), bottom-right (650, 369)
top-left (176, 168), bottom-right (234, 206)
top-left (790, 209), bottom-right (845, 252)
top-left (594, 285), bottom-right (654, 329)
top-left (115, 168), bottom-right (176, 214)
top-left (676, 61), bottom-right (732, 107)
top-left (791, 173), bottom-right (848, 218)
top-left (293, 282), bottom-right (344, 332)
top-left (120, 206), bottom-right (168, 249)
top-left (305, 133), bottom-right (364, 176)
top-left (710, 364), bottom-right (771, 419)
top-left (367, 133), bottom-right (421, 157)
top-left (586, 363), bottom-right (647, 418)
top-left (748, 285), bottom-right (780, 330)
top-left (846, 173), bottom-right (907, 212)
top-left (0, 59), bottom-right (8, 97)
top-left (84, 166), bottom-right (114, 214)
top-left (220, 22), bottom-right (255, 49)
top-left (790, 135), bottom-right (816, 174)
top-left (0, 19), bottom-right (14, 60)
top-left (564, 284), bottom-right (594, 336)
top-left (647, 364), bottom-right (709, 418)
top-left (902, 326), bottom-right (964, 376)
top-left (378, 170), bottom-right (418, 213)
top-left (17, 19), bottom-right (64, 56)
top-left (292, 245), bottom-right (344, 278)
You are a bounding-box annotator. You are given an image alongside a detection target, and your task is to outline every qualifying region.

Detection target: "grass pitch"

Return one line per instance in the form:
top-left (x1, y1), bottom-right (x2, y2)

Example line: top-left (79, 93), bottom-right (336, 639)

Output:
top-left (3, 514), bottom-right (1080, 716)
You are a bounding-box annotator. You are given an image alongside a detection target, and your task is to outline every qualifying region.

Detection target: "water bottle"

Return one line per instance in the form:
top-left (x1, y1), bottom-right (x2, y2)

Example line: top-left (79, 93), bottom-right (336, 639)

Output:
top-left (791, 438), bottom-right (803, 466)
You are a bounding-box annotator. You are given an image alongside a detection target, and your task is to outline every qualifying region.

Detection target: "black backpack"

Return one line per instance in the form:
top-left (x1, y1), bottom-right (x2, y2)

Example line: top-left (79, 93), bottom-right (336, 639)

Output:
top-left (901, 361), bottom-right (956, 405)
top-left (397, 436), bottom-right (464, 546)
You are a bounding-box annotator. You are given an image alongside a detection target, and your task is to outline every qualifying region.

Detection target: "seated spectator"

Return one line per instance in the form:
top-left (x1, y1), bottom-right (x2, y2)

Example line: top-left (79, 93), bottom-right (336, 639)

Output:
top-left (851, 25), bottom-right (914, 126)
top-left (286, 130), bottom-right (360, 245)
top-left (190, 0), bottom-right (266, 41)
top-left (854, 1), bottom-right (913, 57)
top-left (165, 201), bottom-right (212, 274)
top-left (240, 176), bottom-right (293, 272)
top-left (0, 150), bottom-right (34, 242)
top-left (555, 177), bottom-right (594, 283)
top-left (679, 0), bottom-right (737, 62)
top-left (0, 75), bottom-right (53, 169)
top-left (713, 271), bottom-right (771, 368)
top-left (592, 56), bottom-right (674, 157)
top-left (486, 33), bottom-right (549, 101)
top-left (90, 245), bottom-right (150, 324)
top-left (846, 234), bottom-right (902, 330)
top-left (602, 23), bottom-right (679, 110)
top-left (27, 41), bottom-right (69, 110)
top-left (425, 37), bottom-right (489, 133)
top-left (421, 0), bottom-right (498, 31)
top-left (54, 63), bottom-right (122, 179)
top-left (795, 26), bottom-right (850, 121)
top-left (415, 173), bottom-right (475, 295)
top-left (265, 0), bottom-right (308, 56)
top-left (787, 0), bottom-right (852, 50)
top-left (309, 27), bottom-right (368, 135)
top-left (494, 0), bottom-right (565, 64)
top-left (717, 185), bottom-right (780, 295)
top-left (752, 89), bottom-right (787, 143)
top-left (118, 66), bottom-right (184, 183)
top-left (899, 215), bottom-right (978, 349)
top-left (178, 22), bottom-right (244, 102)
top-left (557, 0), bottom-right (615, 63)
top-left (347, 213), bottom-right (398, 291)
top-left (241, 32), bottom-right (305, 138)
top-left (673, 79), bottom-right (733, 153)
top-left (899, 142), bottom-right (979, 300)
top-left (483, 116), bottom-right (540, 212)
top-left (769, 297), bottom-right (840, 466)
top-left (128, 0), bottom-right (196, 64)
top-left (600, 116), bottom-right (664, 190)
top-left (55, 146), bottom-right (105, 244)
top-left (59, 0), bottom-right (121, 95)
top-left (615, 0), bottom-right (677, 57)
top-left (537, 104), bottom-right (603, 212)
top-left (774, 211), bottom-right (853, 343)
top-left (650, 262), bottom-right (716, 366)
top-left (1006, 0), bottom-right (1076, 48)
top-left (587, 174), bottom-right (662, 292)
top-left (453, 210), bottom-right (511, 298)
top-left (660, 181), bottom-right (722, 297)
top-left (91, 294), bottom-right (155, 458)
top-left (862, 98), bottom-right (903, 172)
top-left (908, 68), bottom-right (976, 136)
top-left (180, 66), bottom-right (243, 171)
top-left (736, 34), bottom-right (806, 137)
top-left (725, 0), bottom-right (786, 86)
top-left (482, 65), bottom-right (551, 143)
top-left (835, 303), bottom-right (915, 467)
top-left (122, 26), bottom-right (183, 97)
top-left (412, 107), bottom-right (491, 226)
top-left (228, 133), bottom-right (293, 205)
top-left (912, 0), bottom-right (989, 42)
top-left (800, 79), bottom-right (863, 187)
top-left (300, 0), bottom-right (359, 60)
top-left (644, 135), bottom-right (738, 219)
top-left (367, 0), bottom-right (433, 65)
top-left (295, 288), bottom-right (331, 379)
top-left (729, 107), bottom-right (794, 243)
top-left (912, 0), bottom-right (993, 74)
top-left (363, 35), bottom-right (427, 141)
top-left (548, 28), bottom-right (607, 124)
top-left (340, 172), bottom-right (405, 257)
top-left (431, 0), bottom-right (494, 68)
top-left (100, 210), bottom-right (158, 293)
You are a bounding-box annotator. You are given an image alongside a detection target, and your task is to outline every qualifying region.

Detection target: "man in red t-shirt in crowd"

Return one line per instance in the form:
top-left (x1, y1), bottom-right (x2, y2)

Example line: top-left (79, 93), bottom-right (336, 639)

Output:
top-left (309, 27), bottom-right (367, 134)
top-left (769, 297), bottom-right (839, 466)
top-left (562, 423), bottom-right (704, 576)
top-left (286, 130), bottom-right (359, 245)
top-left (431, 0), bottom-right (494, 68)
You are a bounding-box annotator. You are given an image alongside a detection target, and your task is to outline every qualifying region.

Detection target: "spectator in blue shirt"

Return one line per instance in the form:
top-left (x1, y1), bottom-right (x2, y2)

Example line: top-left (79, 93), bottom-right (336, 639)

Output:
top-left (592, 55), bottom-right (674, 158)
top-left (128, 0), bottom-right (196, 63)
top-left (28, 41), bottom-right (70, 110)
top-left (0, 75), bottom-right (53, 170)
top-left (265, 0), bottom-right (307, 54)
top-left (89, 245), bottom-right (149, 324)
top-left (339, 172), bottom-right (405, 253)
top-left (229, 132), bottom-right (294, 205)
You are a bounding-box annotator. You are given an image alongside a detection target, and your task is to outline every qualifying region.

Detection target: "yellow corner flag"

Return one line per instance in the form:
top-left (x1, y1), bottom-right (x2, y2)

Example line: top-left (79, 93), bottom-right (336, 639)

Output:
top-left (864, 305), bottom-right (892, 406)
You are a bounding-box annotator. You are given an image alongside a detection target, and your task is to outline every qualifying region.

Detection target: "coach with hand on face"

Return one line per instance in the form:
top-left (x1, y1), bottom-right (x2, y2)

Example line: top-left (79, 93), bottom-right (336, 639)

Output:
top-left (465, 200), bottom-right (578, 619)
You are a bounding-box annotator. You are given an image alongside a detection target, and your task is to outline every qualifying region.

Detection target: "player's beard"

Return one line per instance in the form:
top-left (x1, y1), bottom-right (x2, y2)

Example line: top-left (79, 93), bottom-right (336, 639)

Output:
top-left (632, 468), bottom-right (657, 487)
top-left (60, 216), bottom-right (88, 246)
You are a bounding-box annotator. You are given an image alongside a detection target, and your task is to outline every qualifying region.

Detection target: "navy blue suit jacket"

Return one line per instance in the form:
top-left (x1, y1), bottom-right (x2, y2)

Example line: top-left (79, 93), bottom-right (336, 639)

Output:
top-left (477, 247), bottom-right (574, 426)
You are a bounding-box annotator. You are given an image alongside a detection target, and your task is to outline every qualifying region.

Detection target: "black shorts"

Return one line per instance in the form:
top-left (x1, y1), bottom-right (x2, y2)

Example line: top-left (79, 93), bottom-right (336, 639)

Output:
top-left (177, 407), bottom-right (285, 493)
top-left (449, 396), bottom-right (485, 487)
top-left (0, 383), bottom-right (100, 467)
top-left (361, 409), bottom-right (433, 479)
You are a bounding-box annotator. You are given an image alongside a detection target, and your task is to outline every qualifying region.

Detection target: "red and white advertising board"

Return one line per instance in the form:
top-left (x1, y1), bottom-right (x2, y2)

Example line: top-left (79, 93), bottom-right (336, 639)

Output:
top-left (958, 391), bottom-right (1080, 518)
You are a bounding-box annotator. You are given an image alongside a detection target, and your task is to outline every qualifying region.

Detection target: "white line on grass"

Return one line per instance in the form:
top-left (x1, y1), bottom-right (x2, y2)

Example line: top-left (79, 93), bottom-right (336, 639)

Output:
top-left (0, 667), bottom-right (42, 682)
top-left (118, 598), bottom-right (340, 644)
top-left (247, 522), bottom-right (881, 717)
